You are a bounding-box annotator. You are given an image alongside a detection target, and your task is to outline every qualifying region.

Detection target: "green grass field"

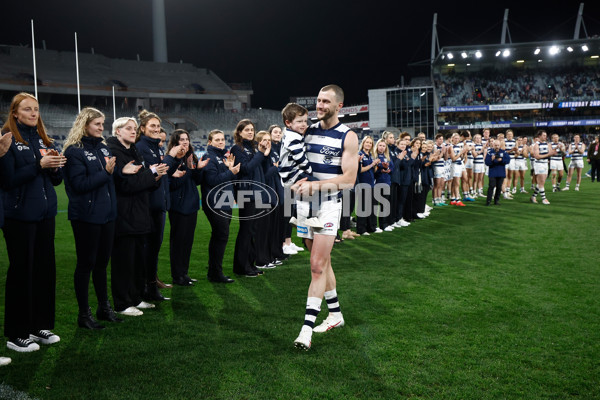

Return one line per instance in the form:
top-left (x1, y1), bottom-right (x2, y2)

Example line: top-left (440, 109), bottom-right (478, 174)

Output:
top-left (0, 171), bottom-right (599, 399)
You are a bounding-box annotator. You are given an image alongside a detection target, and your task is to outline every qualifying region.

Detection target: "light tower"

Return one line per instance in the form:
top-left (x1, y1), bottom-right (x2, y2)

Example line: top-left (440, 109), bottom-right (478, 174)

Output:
top-left (152, 0), bottom-right (168, 62)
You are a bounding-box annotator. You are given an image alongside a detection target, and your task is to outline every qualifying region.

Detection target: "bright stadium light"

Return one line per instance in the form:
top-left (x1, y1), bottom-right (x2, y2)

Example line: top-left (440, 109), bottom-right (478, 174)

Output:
top-left (461, 52), bottom-right (468, 59)
top-left (567, 46), bottom-right (574, 52)
top-left (441, 54), bottom-right (445, 59)
top-left (538, 59), bottom-right (543, 63)
top-left (420, 92), bottom-right (425, 97)
top-left (549, 46), bottom-right (560, 55)
top-left (592, 55), bottom-right (599, 59)
top-left (475, 50), bottom-right (482, 58)
top-left (447, 52), bottom-right (454, 59)
top-left (502, 49), bottom-right (510, 57)
top-left (516, 60), bottom-right (525, 63)
top-left (534, 48), bottom-right (541, 55)
top-left (466, 63), bottom-right (471, 66)
top-left (495, 51), bottom-right (501, 57)
top-left (447, 63), bottom-right (455, 67)
top-left (582, 45), bottom-right (589, 52)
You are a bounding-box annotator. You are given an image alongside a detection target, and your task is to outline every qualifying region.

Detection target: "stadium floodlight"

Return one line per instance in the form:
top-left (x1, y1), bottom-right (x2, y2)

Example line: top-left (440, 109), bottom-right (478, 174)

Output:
top-left (582, 45), bottom-right (589, 52)
top-left (461, 52), bottom-right (468, 59)
top-left (502, 49), bottom-right (510, 57)
top-left (495, 51), bottom-right (501, 57)
top-left (516, 60), bottom-right (525, 63)
top-left (447, 63), bottom-right (455, 67)
top-left (538, 59), bottom-right (543, 63)
top-left (475, 51), bottom-right (482, 58)
top-left (592, 55), bottom-right (599, 59)
top-left (534, 48), bottom-right (541, 55)
top-left (447, 52), bottom-right (454, 59)
top-left (549, 46), bottom-right (560, 55)
top-left (567, 46), bottom-right (574, 52)
top-left (466, 63), bottom-right (471, 66)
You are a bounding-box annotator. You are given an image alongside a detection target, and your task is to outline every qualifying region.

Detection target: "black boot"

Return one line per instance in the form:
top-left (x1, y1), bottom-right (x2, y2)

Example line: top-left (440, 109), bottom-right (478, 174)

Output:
top-left (143, 282), bottom-right (169, 301)
top-left (78, 307), bottom-right (105, 330)
top-left (96, 301), bottom-right (123, 323)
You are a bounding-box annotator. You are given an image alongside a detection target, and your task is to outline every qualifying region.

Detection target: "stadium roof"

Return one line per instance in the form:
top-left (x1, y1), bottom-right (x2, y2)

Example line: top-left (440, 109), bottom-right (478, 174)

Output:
top-left (433, 37), bottom-right (600, 68)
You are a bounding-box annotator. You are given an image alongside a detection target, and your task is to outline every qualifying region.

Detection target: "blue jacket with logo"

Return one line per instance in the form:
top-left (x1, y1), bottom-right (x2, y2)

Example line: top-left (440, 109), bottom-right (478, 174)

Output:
top-left (374, 153), bottom-right (394, 185)
top-left (485, 149), bottom-right (510, 178)
top-left (169, 155), bottom-right (203, 215)
top-left (136, 135), bottom-right (178, 212)
top-left (201, 145), bottom-right (236, 211)
top-left (0, 123), bottom-right (62, 222)
top-left (230, 139), bottom-right (268, 203)
top-left (358, 150), bottom-right (375, 186)
top-left (63, 136), bottom-right (117, 224)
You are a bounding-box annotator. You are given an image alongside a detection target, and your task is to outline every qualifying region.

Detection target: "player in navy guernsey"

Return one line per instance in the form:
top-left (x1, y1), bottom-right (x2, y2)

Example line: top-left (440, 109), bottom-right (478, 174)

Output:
top-left (530, 130), bottom-right (555, 204)
top-left (563, 134), bottom-right (585, 191)
top-left (549, 133), bottom-right (566, 192)
top-left (293, 85), bottom-right (359, 351)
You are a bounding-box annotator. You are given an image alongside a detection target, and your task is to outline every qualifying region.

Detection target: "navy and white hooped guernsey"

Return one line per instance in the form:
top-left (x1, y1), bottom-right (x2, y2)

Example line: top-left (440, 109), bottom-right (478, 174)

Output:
top-left (505, 139), bottom-right (516, 159)
top-left (305, 122), bottom-right (350, 196)
top-left (452, 144), bottom-right (463, 165)
top-left (516, 145), bottom-right (525, 160)
top-left (474, 143), bottom-right (484, 164)
top-left (550, 142), bottom-right (563, 162)
top-left (535, 141), bottom-right (549, 164)
top-left (570, 143), bottom-right (584, 161)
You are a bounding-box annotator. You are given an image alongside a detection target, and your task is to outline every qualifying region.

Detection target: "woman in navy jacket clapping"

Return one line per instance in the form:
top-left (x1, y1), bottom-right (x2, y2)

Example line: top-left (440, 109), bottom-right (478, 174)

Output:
top-left (0, 93), bottom-right (65, 352)
top-left (63, 107), bottom-right (124, 329)
top-left (201, 130), bottom-right (240, 283)
top-left (167, 129), bottom-right (208, 286)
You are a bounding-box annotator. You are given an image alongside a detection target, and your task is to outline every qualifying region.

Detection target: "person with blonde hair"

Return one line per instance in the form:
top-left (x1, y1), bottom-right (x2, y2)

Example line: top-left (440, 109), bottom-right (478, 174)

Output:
top-left (106, 117), bottom-right (166, 316)
top-left (1, 93), bottom-right (65, 352)
top-left (356, 135), bottom-right (378, 235)
top-left (64, 107), bottom-right (126, 329)
top-left (373, 139), bottom-right (394, 231)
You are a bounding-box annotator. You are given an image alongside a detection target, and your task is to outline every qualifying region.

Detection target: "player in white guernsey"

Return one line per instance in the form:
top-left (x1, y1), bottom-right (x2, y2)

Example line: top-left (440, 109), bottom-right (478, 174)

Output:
top-left (503, 129), bottom-right (517, 197)
top-left (461, 131), bottom-right (476, 200)
top-left (471, 133), bottom-right (486, 197)
top-left (530, 130), bottom-right (556, 204)
top-left (563, 134), bottom-right (585, 191)
top-left (432, 133), bottom-right (448, 206)
top-left (448, 133), bottom-right (468, 206)
top-left (514, 136), bottom-right (529, 193)
top-left (549, 133), bottom-right (566, 192)
top-left (293, 85), bottom-right (359, 351)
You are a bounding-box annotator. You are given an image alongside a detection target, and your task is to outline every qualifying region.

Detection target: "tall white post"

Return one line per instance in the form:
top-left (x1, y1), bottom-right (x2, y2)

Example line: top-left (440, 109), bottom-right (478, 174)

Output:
top-left (152, 0), bottom-right (168, 62)
top-left (31, 20), bottom-right (38, 98)
top-left (112, 86), bottom-right (116, 121)
top-left (75, 32), bottom-right (81, 112)
top-left (574, 3), bottom-right (585, 39)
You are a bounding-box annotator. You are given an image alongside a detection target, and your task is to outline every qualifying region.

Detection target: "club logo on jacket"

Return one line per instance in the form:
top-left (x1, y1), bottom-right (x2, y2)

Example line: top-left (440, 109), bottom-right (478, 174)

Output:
top-left (39, 138), bottom-right (47, 149)
top-left (101, 148), bottom-right (110, 157)
top-left (84, 150), bottom-right (97, 161)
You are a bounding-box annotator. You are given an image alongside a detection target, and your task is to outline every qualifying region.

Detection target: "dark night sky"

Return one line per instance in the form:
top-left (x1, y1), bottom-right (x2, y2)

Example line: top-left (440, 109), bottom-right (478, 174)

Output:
top-left (2, 0), bottom-right (600, 109)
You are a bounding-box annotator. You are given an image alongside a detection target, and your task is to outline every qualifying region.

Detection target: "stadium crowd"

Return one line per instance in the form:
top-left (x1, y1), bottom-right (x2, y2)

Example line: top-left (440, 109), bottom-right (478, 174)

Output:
top-left (0, 92), bottom-right (597, 363)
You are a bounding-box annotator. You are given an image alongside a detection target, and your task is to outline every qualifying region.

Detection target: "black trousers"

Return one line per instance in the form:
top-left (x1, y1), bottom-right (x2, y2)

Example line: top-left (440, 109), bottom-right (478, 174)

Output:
top-left (268, 205), bottom-right (285, 260)
top-left (169, 210), bottom-right (197, 279)
top-left (403, 184), bottom-right (415, 222)
top-left (203, 207), bottom-right (232, 279)
top-left (487, 176), bottom-right (504, 203)
top-left (413, 185), bottom-right (430, 216)
top-left (233, 202), bottom-right (257, 274)
top-left (71, 220), bottom-right (115, 313)
top-left (591, 159), bottom-right (600, 182)
top-left (111, 234), bottom-right (147, 312)
top-left (340, 189), bottom-right (355, 231)
top-left (356, 186), bottom-right (376, 234)
top-left (147, 210), bottom-right (166, 282)
top-left (254, 209), bottom-right (273, 265)
top-left (390, 183), bottom-right (401, 223)
top-left (3, 218), bottom-right (56, 339)
top-left (377, 191), bottom-right (392, 229)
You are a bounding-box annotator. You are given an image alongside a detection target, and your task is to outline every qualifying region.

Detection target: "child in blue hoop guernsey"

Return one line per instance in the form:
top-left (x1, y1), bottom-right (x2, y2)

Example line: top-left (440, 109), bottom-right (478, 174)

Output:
top-left (278, 103), bottom-right (323, 228)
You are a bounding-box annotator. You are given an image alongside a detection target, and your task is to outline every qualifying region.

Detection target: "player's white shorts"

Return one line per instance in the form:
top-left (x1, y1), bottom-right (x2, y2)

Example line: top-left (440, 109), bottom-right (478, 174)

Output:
top-left (296, 198), bottom-right (341, 240)
top-left (451, 163), bottom-right (463, 178)
top-left (465, 159), bottom-right (474, 169)
top-left (515, 159), bottom-right (528, 171)
top-left (533, 161), bottom-right (548, 175)
top-left (434, 166), bottom-right (446, 179)
top-left (569, 158), bottom-right (584, 169)
top-left (473, 163), bottom-right (485, 174)
top-left (508, 159), bottom-right (517, 171)
top-left (549, 159), bottom-right (564, 171)
top-left (445, 163), bottom-right (452, 181)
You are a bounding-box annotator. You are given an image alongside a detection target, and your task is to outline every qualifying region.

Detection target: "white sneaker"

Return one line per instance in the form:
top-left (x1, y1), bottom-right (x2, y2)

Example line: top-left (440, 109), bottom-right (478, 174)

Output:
top-left (313, 313), bottom-right (345, 333)
top-left (282, 244), bottom-right (298, 255)
top-left (291, 243), bottom-right (304, 252)
top-left (0, 357), bottom-right (11, 366)
top-left (425, 205), bottom-right (433, 212)
top-left (562, 186), bottom-right (569, 191)
top-left (362, 232), bottom-right (370, 236)
top-left (374, 228), bottom-right (383, 233)
top-left (542, 199), bottom-right (550, 205)
top-left (416, 213), bottom-right (426, 219)
top-left (119, 306), bottom-right (143, 316)
top-left (512, 187), bottom-right (517, 194)
top-left (136, 301), bottom-right (155, 309)
top-left (304, 217), bottom-right (324, 228)
top-left (575, 186), bottom-right (580, 191)
top-left (400, 219), bottom-right (410, 227)
top-left (7, 338), bottom-right (39, 352)
top-left (384, 226), bottom-right (394, 232)
top-left (289, 217), bottom-right (298, 225)
top-left (294, 326), bottom-right (312, 350)
top-left (393, 222), bottom-right (403, 228)
top-left (30, 330), bottom-right (60, 345)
